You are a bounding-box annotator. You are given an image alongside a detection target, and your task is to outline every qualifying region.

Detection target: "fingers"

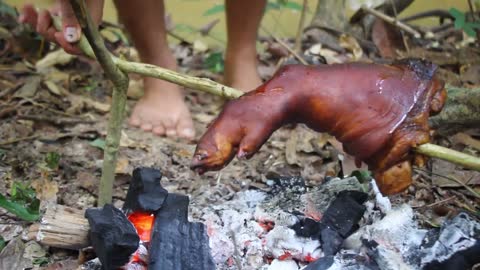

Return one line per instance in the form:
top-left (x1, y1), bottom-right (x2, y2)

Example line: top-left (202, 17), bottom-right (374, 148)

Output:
top-left (237, 124), bottom-right (272, 160)
top-left (58, 0), bottom-right (81, 43)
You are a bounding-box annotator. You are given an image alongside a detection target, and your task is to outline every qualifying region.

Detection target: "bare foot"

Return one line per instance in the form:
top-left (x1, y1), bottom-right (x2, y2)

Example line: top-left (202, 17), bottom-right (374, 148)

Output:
top-left (224, 50), bottom-right (263, 92)
top-left (128, 77), bottom-right (195, 140)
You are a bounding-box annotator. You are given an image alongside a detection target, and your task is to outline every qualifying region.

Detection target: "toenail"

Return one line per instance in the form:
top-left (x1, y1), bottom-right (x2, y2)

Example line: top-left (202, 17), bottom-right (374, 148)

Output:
top-left (181, 128), bottom-right (195, 138)
top-left (166, 129), bottom-right (177, 137)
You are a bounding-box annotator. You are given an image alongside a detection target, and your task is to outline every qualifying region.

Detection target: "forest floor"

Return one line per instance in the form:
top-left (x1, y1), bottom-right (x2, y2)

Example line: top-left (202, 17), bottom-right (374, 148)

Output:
top-left (0, 2), bottom-right (479, 269)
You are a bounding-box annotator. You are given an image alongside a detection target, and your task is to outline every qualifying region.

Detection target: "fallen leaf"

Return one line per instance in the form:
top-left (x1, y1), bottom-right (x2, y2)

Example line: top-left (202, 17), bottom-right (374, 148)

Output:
top-left (14, 76), bottom-right (41, 98)
top-left (43, 80), bottom-right (63, 96)
top-left (127, 79), bottom-right (144, 99)
top-left (371, 19), bottom-right (405, 59)
top-left (35, 50), bottom-right (75, 71)
top-left (0, 237), bottom-right (32, 270)
top-left (460, 64), bottom-right (480, 85)
top-left (285, 128), bottom-right (299, 166)
top-left (115, 157), bottom-right (130, 175)
top-left (451, 132), bottom-right (480, 151)
top-left (339, 34), bottom-right (363, 60)
top-left (31, 177), bottom-right (59, 201)
top-left (76, 171), bottom-right (99, 193)
top-left (432, 159), bottom-right (480, 187)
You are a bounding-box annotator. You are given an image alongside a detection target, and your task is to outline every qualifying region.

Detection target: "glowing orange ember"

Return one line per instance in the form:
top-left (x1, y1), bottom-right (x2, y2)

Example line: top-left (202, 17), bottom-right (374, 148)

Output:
top-left (128, 212), bottom-right (155, 242)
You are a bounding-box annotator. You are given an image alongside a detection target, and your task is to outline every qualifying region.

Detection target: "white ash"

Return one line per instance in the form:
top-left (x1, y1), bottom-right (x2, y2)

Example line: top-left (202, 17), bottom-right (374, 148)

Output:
top-left (193, 177), bottom-right (367, 270)
top-left (268, 259), bottom-right (299, 270)
top-left (418, 212), bottom-right (480, 267)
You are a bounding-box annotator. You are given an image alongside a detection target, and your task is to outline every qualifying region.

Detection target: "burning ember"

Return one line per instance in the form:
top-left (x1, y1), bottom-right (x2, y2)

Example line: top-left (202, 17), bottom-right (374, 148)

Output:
top-left (123, 212), bottom-right (155, 268)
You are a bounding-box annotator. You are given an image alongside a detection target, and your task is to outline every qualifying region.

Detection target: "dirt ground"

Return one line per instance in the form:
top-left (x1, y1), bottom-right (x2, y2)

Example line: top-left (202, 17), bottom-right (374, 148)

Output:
top-left (0, 1), bottom-right (479, 269)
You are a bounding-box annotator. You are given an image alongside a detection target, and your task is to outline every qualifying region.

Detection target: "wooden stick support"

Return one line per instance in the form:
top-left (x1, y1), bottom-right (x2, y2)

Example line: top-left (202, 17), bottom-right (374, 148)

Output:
top-left (26, 204), bottom-right (90, 250)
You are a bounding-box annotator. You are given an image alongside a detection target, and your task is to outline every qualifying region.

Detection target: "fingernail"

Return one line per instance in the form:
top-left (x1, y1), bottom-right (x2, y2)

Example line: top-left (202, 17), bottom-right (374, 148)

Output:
top-left (64, 27), bottom-right (78, 43)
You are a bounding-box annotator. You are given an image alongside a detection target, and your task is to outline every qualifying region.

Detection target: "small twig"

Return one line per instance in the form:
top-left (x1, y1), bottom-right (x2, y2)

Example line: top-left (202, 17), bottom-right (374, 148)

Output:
top-left (294, 0), bottom-right (308, 53)
top-left (361, 5), bottom-right (422, 38)
top-left (413, 196), bottom-right (455, 209)
top-left (69, 0), bottom-right (129, 207)
top-left (261, 26), bottom-right (308, 65)
top-left (16, 114), bottom-right (95, 126)
top-left (0, 135), bottom-right (39, 146)
top-left (414, 168), bottom-right (480, 200)
top-left (415, 143), bottom-right (480, 172)
top-left (389, 0), bottom-right (410, 51)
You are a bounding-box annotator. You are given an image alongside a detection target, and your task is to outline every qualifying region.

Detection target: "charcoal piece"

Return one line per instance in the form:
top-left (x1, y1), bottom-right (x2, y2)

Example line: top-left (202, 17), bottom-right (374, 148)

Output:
top-left (123, 167), bottom-right (168, 213)
top-left (420, 212), bottom-right (480, 270)
top-left (304, 256), bottom-right (334, 270)
top-left (85, 204), bottom-right (139, 270)
top-left (267, 175), bottom-right (306, 194)
top-left (149, 193), bottom-right (215, 270)
top-left (424, 240), bottom-right (480, 270)
top-left (320, 225), bottom-right (343, 256)
top-left (290, 218), bottom-right (321, 238)
top-left (321, 190), bottom-right (367, 238)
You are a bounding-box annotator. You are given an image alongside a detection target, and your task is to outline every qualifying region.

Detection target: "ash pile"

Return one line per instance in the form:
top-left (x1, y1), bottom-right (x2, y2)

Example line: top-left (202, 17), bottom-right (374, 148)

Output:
top-left (195, 175), bottom-right (480, 270)
top-left (80, 168), bottom-right (480, 270)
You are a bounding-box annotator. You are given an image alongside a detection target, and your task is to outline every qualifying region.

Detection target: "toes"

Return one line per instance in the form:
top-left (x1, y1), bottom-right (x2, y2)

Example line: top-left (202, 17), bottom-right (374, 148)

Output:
top-left (128, 116), bottom-right (141, 127)
top-left (141, 123), bottom-right (153, 131)
top-left (176, 114), bottom-right (195, 140)
top-left (152, 125), bottom-right (166, 136)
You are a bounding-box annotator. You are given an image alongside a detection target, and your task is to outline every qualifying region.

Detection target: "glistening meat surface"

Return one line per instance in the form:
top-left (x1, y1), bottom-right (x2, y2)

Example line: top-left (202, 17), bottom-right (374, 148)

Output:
top-left (191, 59), bottom-right (447, 195)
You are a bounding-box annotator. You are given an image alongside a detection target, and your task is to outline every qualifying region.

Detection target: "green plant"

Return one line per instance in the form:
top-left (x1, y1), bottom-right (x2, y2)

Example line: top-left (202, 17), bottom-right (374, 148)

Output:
top-left (45, 152), bottom-right (60, 170)
top-left (449, 7), bottom-right (480, 37)
top-left (0, 182), bottom-right (40, 222)
top-left (0, 236), bottom-right (5, 253)
top-left (204, 52), bottom-right (224, 73)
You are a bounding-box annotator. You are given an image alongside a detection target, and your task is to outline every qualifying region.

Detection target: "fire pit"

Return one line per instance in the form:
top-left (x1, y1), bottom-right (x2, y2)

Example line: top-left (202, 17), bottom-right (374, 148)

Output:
top-left (79, 168), bottom-right (480, 270)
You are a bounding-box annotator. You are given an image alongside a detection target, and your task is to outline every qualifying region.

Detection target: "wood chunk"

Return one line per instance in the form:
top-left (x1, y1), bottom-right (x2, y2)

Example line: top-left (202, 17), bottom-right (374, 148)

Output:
top-left (26, 204), bottom-right (90, 250)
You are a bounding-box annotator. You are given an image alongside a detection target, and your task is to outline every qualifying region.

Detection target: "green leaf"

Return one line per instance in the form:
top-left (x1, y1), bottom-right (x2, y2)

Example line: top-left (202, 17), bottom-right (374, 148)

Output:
top-left (33, 257), bottom-right (50, 266)
top-left (90, 138), bottom-right (106, 150)
top-left (0, 1), bottom-right (18, 17)
top-left (204, 52), bottom-right (224, 73)
top-left (350, 170), bottom-right (373, 183)
top-left (45, 152), bottom-right (60, 170)
top-left (203, 4), bottom-right (225, 16)
top-left (0, 236), bottom-right (5, 253)
top-left (0, 192), bottom-right (40, 222)
top-left (449, 8), bottom-right (466, 29)
top-left (266, 2), bottom-right (281, 11)
top-left (283, 2), bottom-right (303, 11)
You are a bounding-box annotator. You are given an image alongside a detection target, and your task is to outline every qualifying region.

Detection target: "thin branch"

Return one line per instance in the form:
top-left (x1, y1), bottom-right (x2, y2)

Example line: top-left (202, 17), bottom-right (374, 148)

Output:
top-left (69, 0), bottom-right (129, 207)
top-left (261, 26), bottom-right (309, 65)
top-left (294, 0), bottom-right (308, 53)
top-left (361, 5), bottom-right (422, 38)
top-left (415, 143), bottom-right (480, 172)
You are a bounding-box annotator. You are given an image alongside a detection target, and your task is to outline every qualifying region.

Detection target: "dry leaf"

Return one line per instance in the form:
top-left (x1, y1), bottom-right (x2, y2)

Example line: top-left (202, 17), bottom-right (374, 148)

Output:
top-left (432, 159), bottom-right (480, 187)
top-left (14, 76), bottom-right (41, 98)
top-left (115, 157), bottom-right (130, 175)
top-left (35, 49), bottom-right (75, 71)
top-left (127, 79), bottom-right (144, 99)
top-left (285, 128), bottom-right (299, 166)
top-left (44, 80), bottom-right (63, 96)
top-left (452, 132), bottom-right (480, 151)
top-left (339, 34), bottom-right (363, 60)
top-left (76, 171), bottom-right (98, 192)
top-left (31, 177), bottom-right (59, 201)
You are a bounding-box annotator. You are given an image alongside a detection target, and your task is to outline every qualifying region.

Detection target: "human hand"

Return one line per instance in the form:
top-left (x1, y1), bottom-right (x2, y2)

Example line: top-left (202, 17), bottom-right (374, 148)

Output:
top-left (18, 0), bottom-right (104, 54)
